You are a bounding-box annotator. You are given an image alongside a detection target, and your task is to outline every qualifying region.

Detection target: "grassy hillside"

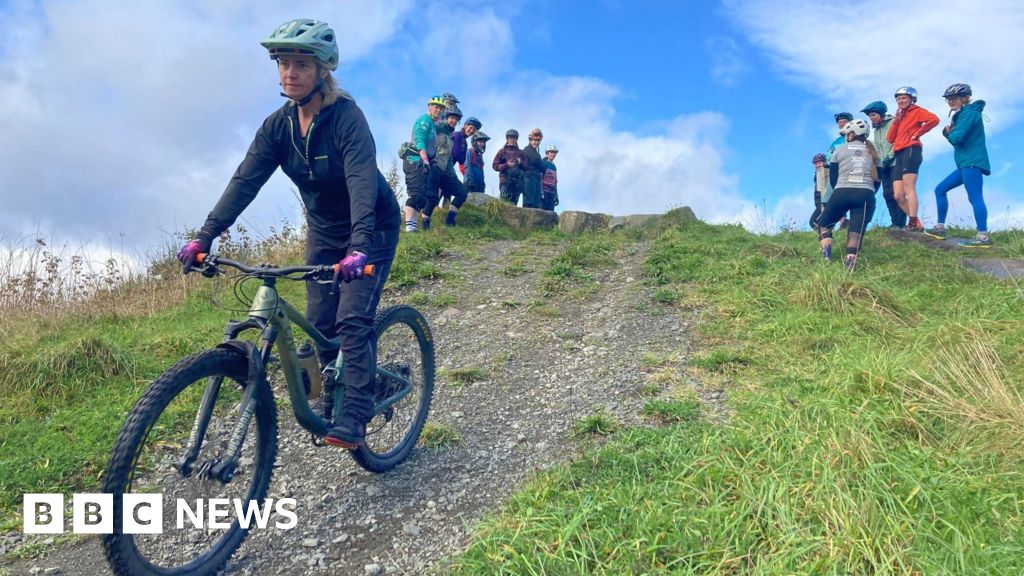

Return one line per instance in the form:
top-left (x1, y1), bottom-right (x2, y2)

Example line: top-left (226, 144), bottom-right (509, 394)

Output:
top-left (2, 208), bottom-right (1023, 574)
top-left (448, 220), bottom-right (1024, 575)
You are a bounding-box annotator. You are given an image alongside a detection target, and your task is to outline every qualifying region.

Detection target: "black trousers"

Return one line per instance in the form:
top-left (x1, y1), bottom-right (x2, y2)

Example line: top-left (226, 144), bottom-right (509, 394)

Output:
top-left (305, 229), bottom-right (398, 424)
top-left (426, 166), bottom-right (468, 215)
top-left (522, 173), bottom-right (542, 209)
top-left (499, 177), bottom-right (523, 206)
top-left (541, 192), bottom-right (557, 211)
top-left (876, 165), bottom-right (906, 227)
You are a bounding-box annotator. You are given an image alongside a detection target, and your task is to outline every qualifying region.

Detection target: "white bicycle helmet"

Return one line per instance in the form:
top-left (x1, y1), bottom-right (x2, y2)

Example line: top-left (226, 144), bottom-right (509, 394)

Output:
top-left (840, 118), bottom-right (870, 136)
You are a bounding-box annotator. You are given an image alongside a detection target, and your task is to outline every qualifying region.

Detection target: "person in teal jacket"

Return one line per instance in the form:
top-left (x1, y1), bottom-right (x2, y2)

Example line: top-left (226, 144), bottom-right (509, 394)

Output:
top-left (925, 84), bottom-right (992, 247)
top-left (401, 95), bottom-right (445, 232)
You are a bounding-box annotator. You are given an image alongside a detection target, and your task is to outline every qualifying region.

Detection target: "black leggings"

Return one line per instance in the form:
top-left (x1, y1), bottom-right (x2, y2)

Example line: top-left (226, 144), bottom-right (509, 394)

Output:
top-left (818, 187), bottom-right (876, 255)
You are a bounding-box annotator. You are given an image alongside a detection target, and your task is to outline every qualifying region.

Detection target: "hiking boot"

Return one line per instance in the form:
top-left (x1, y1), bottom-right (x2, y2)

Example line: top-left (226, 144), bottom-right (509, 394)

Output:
top-left (422, 217), bottom-right (431, 231)
top-left (444, 211), bottom-right (457, 227)
top-left (821, 244), bottom-right (832, 262)
top-left (958, 236), bottom-right (993, 248)
top-left (923, 226), bottom-right (947, 240)
top-left (845, 254), bottom-right (857, 273)
top-left (324, 416), bottom-right (366, 449)
top-left (906, 217), bottom-right (924, 231)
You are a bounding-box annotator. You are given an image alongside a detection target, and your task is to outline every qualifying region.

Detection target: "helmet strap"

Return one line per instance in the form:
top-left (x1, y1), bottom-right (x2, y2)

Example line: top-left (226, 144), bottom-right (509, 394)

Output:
top-left (281, 77), bottom-right (324, 107)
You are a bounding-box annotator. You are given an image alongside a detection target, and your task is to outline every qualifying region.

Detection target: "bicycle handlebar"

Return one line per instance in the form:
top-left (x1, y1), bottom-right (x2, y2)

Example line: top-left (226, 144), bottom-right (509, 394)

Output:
top-left (194, 253), bottom-right (375, 279)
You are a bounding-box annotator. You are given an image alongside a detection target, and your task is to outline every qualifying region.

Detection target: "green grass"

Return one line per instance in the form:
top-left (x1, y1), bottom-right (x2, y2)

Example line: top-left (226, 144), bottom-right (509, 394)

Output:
top-left (405, 291), bottom-right (430, 305)
top-left (540, 233), bottom-right (620, 296)
top-left (418, 422), bottom-right (461, 449)
top-left (689, 347), bottom-right (751, 372)
top-left (433, 292), bottom-right (457, 307)
top-left (450, 222), bottom-right (1024, 575)
top-left (0, 204), bottom-right (528, 527)
top-left (498, 258), bottom-right (529, 278)
top-left (573, 411), bottom-right (620, 438)
top-left (642, 398), bottom-right (701, 424)
top-left (440, 367), bottom-right (490, 387)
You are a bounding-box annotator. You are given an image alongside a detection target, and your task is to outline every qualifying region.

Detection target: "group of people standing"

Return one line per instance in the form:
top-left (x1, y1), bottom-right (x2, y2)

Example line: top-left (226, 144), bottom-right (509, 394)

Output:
top-left (400, 94), bottom-right (561, 233)
top-left (812, 83), bottom-right (993, 272)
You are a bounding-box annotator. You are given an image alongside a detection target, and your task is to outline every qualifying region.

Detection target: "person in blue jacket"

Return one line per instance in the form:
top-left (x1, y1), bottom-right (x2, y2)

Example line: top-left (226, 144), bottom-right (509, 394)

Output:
top-left (401, 96), bottom-right (446, 232)
top-left (925, 83), bottom-right (993, 247)
top-left (464, 132), bottom-right (490, 193)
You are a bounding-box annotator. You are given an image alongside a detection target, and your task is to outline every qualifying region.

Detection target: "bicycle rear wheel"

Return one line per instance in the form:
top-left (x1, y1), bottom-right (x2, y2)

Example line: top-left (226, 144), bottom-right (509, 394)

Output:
top-left (351, 305), bottom-right (435, 473)
top-left (102, 347), bottom-right (278, 576)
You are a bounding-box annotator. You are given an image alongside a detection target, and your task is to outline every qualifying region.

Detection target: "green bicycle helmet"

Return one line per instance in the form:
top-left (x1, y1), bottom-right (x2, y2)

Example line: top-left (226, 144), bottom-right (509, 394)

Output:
top-left (261, 19), bottom-right (339, 71)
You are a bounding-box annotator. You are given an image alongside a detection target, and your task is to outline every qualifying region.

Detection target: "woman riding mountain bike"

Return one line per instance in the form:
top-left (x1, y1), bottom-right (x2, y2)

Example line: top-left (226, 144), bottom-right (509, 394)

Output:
top-left (177, 18), bottom-right (400, 450)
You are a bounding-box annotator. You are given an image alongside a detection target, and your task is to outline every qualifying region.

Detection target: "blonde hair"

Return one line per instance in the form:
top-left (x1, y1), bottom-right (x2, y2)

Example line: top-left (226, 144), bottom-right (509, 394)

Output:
top-left (286, 64), bottom-right (353, 107)
top-left (320, 70), bottom-right (353, 106)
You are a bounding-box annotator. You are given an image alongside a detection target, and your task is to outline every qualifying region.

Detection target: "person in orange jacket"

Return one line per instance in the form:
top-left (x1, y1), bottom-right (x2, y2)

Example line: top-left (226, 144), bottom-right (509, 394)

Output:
top-left (886, 86), bottom-right (939, 231)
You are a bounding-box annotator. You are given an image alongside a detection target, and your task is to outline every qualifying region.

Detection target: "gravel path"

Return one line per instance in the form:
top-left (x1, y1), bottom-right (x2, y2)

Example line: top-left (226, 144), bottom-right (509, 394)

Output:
top-left (4, 234), bottom-right (706, 575)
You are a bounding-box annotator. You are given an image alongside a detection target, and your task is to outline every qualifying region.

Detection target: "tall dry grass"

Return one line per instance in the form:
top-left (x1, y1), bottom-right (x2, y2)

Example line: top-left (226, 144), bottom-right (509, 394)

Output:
top-left (906, 335), bottom-right (1024, 457)
top-left (0, 223), bottom-right (306, 334)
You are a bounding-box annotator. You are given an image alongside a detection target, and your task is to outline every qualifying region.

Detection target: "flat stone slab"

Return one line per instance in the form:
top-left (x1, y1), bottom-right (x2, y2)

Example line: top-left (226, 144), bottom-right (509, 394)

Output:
top-left (961, 258), bottom-right (1024, 280)
top-left (887, 229), bottom-right (1022, 279)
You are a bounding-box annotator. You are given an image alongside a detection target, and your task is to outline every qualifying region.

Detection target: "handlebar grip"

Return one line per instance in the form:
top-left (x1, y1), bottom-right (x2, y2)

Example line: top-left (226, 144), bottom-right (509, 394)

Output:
top-left (195, 252), bottom-right (208, 264)
top-left (330, 263), bottom-right (376, 277)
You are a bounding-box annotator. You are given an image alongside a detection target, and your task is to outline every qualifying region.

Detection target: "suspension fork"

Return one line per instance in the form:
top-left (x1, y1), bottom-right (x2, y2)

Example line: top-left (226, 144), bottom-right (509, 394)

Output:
top-left (177, 319), bottom-right (273, 481)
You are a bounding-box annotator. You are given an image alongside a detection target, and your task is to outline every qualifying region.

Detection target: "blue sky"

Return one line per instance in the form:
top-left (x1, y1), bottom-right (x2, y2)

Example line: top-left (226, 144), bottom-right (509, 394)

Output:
top-left (1, 0), bottom-right (1022, 261)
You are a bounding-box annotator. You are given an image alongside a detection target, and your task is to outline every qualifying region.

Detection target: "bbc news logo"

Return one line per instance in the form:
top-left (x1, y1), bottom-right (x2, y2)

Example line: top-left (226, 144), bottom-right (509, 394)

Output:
top-left (23, 494), bottom-right (298, 534)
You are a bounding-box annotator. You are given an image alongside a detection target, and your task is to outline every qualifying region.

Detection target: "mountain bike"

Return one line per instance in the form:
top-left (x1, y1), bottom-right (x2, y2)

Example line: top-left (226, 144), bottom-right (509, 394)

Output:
top-left (101, 253), bottom-right (435, 576)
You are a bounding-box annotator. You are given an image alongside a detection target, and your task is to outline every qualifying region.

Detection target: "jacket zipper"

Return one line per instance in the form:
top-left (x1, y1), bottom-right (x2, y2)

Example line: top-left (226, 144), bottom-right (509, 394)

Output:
top-left (304, 119), bottom-right (317, 180)
top-left (286, 114), bottom-right (317, 180)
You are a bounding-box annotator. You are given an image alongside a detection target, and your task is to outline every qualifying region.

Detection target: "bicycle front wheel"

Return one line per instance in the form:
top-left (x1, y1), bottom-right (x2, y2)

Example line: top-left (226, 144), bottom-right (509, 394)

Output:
top-left (352, 305), bottom-right (435, 473)
top-left (101, 347), bottom-right (278, 576)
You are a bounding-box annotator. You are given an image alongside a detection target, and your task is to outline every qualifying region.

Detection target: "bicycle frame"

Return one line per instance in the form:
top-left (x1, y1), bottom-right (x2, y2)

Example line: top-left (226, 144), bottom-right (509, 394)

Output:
top-left (176, 274), bottom-right (414, 480)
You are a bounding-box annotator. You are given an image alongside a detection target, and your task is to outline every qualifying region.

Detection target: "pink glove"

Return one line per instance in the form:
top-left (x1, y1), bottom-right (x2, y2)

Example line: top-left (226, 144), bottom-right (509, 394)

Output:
top-left (176, 238), bottom-right (210, 272)
top-left (334, 251), bottom-right (368, 283)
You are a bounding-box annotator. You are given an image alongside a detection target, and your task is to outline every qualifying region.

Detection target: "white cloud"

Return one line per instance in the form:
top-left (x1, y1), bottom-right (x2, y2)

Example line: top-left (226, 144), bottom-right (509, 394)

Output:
top-left (434, 73), bottom-right (743, 220)
top-left (0, 0), bottom-right (412, 247)
top-left (706, 36), bottom-right (747, 86)
top-left (422, 8), bottom-right (514, 81)
top-left (0, 1), bottom-right (746, 253)
top-left (724, 0), bottom-right (1024, 139)
top-left (725, 0), bottom-right (1024, 230)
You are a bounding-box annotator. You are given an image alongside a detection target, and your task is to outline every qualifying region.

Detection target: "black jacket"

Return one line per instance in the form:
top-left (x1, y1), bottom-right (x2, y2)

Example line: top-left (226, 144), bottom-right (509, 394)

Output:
top-left (199, 97), bottom-right (400, 255)
top-left (521, 144), bottom-right (545, 176)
